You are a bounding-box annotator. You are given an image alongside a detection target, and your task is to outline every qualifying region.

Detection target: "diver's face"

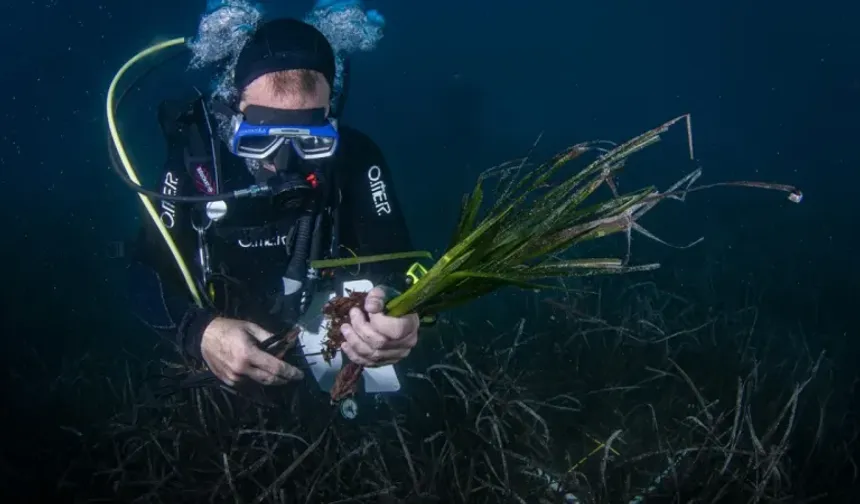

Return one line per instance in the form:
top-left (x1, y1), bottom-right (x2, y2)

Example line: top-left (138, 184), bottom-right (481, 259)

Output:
top-left (238, 71), bottom-right (332, 172)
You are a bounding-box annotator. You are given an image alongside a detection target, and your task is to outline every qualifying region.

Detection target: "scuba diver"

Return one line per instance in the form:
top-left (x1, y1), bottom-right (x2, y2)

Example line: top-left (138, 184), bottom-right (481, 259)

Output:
top-left (115, 17), bottom-right (422, 399)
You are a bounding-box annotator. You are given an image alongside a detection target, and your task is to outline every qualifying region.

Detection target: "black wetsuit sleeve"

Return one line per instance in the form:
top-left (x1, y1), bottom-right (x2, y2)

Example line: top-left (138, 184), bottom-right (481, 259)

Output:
top-left (127, 102), bottom-right (215, 361)
top-left (338, 127), bottom-right (415, 293)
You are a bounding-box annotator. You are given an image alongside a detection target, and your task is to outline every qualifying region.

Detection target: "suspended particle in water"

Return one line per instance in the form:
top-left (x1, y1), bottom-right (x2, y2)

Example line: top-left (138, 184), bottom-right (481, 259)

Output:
top-left (340, 397), bottom-right (358, 419)
top-left (788, 190), bottom-right (803, 204)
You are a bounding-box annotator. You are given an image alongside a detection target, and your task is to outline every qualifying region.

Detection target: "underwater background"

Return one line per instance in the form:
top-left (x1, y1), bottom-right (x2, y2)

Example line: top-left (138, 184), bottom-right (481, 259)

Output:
top-left (2, 0), bottom-right (859, 502)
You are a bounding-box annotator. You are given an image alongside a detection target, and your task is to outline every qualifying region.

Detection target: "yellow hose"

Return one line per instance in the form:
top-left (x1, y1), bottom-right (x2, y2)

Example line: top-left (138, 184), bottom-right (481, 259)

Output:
top-left (106, 37), bottom-right (204, 307)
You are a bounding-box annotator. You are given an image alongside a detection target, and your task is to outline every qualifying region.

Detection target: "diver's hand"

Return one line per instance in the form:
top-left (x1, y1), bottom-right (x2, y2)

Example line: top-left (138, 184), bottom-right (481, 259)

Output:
top-left (200, 317), bottom-right (304, 387)
top-left (339, 287), bottom-right (419, 367)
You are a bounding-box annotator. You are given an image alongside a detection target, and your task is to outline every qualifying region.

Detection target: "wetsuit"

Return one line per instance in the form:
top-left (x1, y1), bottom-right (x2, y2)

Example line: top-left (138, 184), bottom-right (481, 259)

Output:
top-left (128, 94), bottom-right (414, 362)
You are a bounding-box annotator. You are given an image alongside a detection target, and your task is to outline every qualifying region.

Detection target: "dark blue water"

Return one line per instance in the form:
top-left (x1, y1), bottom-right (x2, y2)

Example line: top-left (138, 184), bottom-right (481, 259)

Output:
top-left (2, 0), bottom-right (858, 501)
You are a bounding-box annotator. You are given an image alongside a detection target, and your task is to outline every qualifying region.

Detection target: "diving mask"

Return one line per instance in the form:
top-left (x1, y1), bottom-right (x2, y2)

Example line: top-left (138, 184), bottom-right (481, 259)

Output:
top-left (227, 104), bottom-right (339, 161)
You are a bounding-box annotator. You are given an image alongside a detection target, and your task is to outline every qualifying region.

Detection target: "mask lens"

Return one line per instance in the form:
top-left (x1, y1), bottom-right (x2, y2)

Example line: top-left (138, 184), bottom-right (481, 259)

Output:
top-left (231, 115), bottom-right (338, 160)
top-left (293, 135), bottom-right (336, 159)
top-left (235, 136), bottom-right (284, 159)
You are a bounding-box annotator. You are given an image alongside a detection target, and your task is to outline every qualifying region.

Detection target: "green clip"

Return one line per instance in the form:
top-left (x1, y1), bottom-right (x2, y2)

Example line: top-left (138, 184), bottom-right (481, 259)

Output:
top-left (406, 262), bottom-right (428, 286)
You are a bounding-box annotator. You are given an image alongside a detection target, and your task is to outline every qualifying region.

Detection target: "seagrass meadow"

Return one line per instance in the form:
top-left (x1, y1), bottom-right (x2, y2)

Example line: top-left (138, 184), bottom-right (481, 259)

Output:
top-left (8, 119), bottom-right (854, 504)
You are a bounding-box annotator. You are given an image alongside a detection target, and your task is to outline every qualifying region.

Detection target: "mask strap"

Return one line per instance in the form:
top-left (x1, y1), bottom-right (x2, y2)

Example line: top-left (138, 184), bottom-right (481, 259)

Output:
top-left (211, 99), bottom-right (241, 120)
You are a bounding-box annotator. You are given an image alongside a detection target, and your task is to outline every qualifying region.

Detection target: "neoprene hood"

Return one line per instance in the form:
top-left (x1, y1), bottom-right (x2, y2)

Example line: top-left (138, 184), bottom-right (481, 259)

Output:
top-left (233, 18), bottom-right (337, 93)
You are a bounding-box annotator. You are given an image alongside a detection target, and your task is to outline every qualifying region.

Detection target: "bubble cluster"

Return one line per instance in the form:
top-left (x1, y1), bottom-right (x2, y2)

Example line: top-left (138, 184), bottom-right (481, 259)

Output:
top-left (304, 2), bottom-right (385, 55)
top-left (188, 1), bottom-right (263, 102)
top-left (189, 1), bottom-right (262, 68)
top-left (304, 1), bottom-right (385, 114)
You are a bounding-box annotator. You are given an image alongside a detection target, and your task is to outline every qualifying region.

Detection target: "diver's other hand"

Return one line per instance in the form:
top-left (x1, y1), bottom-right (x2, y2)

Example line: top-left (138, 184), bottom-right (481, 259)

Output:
top-left (200, 317), bottom-right (304, 387)
top-left (339, 286), bottom-right (419, 367)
